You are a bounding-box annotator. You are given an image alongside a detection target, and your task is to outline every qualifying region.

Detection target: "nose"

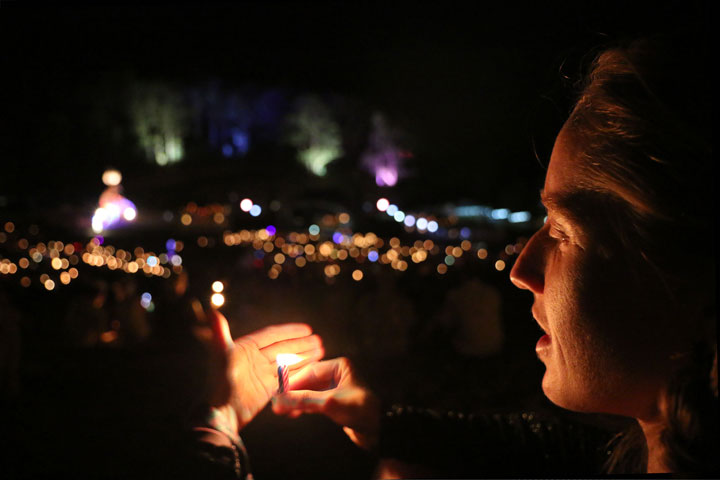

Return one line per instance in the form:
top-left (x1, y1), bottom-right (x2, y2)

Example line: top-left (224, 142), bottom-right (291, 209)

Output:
top-left (510, 228), bottom-right (546, 293)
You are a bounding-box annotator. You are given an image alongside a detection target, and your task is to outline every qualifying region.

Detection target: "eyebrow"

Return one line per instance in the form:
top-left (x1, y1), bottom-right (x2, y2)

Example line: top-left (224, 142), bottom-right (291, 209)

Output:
top-left (539, 188), bottom-right (597, 229)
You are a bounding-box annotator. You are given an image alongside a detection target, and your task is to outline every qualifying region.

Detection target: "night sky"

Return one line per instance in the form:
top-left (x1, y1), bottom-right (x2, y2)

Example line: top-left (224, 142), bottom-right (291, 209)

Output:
top-left (2, 1), bottom-right (710, 212)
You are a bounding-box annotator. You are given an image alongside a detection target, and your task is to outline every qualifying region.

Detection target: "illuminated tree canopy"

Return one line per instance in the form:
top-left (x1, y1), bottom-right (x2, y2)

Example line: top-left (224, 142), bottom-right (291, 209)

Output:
top-left (286, 96), bottom-right (343, 176)
top-left (362, 113), bottom-right (407, 187)
top-left (130, 83), bottom-right (188, 166)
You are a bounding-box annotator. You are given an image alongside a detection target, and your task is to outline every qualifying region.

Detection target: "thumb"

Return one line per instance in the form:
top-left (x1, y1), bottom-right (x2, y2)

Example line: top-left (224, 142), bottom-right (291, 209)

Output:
top-left (209, 309), bottom-right (235, 353)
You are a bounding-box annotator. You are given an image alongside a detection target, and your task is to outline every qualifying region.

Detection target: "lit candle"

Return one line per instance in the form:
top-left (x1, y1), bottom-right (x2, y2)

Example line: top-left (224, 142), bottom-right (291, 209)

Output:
top-left (276, 353), bottom-right (302, 393)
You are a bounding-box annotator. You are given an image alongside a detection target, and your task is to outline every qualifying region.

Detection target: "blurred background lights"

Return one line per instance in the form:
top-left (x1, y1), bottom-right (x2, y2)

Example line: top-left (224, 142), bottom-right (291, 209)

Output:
top-left (393, 211), bottom-right (405, 222)
top-left (352, 269), bottom-right (363, 281)
top-left (508, 211), bottom-right (531, 223)
top-left (101, 169), bottom-right (122, 187)
top-left (123, 207), bottom-right (137, 221)
top-left (308, 224), bottom-right (320, 235)
top-left (240, 198), bottom-right (253, 212)
top-left (368, 250), bottom-right (379, 262)
top-left (416, 217), bottom-right (428, 230)
top-left (427, 220), bottom-right (439, 233)
top-left (249, 205), bottom-right (262, 217)
top-left (211, 281), bottom-right (224, 293)
top-left (140, 292), bottom-right (152, 309)
top-left (211, 293), bottom-right (225, 307)
top-left (376, 198), bottom-right (389, 212)
top-left (386, 204), bottom-right (398, 216)
top-left (266, 225), bottom-right (277, 237)
top-left (491, 208), bottom-right (510, 220)
top-left (403, 215), bottom-right (416, 227)
top-left (375, 166), bottom-right (398, 187)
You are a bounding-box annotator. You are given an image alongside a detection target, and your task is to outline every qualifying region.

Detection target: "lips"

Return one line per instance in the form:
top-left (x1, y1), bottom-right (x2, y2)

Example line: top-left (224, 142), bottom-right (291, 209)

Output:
top-left (536, 333), bottom-right (551, 357)
top-left (532, 306), bottom-right (551, 357)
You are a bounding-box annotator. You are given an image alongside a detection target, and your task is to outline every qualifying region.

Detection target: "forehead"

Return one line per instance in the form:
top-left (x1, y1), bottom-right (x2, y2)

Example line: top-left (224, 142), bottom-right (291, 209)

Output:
top-left (544, 126), bottom-right (584, 199)
top-left (542, 127), bottom-right (604, 225)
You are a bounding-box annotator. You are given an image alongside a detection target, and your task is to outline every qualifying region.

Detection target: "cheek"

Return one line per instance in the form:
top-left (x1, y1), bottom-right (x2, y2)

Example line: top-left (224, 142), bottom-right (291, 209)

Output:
top-left (545, 251), bottom-right (619, 376)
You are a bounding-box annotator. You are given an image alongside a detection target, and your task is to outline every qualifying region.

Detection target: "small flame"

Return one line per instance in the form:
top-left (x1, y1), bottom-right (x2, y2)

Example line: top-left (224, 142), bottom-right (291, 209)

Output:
top-left (276, 353), bottom-right (302, 367)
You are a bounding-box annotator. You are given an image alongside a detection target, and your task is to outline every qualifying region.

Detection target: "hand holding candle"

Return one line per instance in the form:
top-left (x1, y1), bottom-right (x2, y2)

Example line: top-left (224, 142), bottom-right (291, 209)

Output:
top-left (207, 309), bottom-right (325, 431)
top-left (272, 357), bottom-right (381, 450)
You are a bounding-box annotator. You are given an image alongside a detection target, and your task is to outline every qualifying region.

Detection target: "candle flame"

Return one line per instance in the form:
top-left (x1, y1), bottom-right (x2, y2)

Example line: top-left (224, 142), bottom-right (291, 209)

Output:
top-left (276, 353), bottom-right (302, 367)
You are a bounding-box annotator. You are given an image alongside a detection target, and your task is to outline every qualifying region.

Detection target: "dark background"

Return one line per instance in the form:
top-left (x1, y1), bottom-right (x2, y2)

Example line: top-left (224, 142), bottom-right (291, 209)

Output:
top-left (3, 1), bottom-right (711, 210)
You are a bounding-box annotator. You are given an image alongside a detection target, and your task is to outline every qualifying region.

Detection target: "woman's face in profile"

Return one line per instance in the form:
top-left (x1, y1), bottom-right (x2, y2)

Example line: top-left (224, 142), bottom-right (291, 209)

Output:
top-left (510, 126), bottom-right (677, 420)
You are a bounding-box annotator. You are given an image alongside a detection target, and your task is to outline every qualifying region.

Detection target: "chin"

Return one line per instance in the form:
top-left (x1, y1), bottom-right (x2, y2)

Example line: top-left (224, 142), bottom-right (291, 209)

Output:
top-left (541, 370), bottom-right (595, 413)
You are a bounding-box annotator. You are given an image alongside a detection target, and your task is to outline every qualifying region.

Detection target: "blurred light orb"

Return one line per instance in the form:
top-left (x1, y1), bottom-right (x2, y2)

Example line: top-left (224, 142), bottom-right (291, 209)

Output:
top-left (141, 292), bottom-right (152, 309)
top-left (427, 220), bottom-right (439, 233)
top-left (102, 169), bottom-right (122, 187)
top-left (460, 227), bottom-right (471, 239)
top-left (123, 207), bottom-right (137, 221)
top-left (508, 211), bottom-right (531, 223)
top-left (146, 256), bottom-right (158, 267)
top-left (92, 208), bottom-right (107, 233)
top-left (376, 198), bottom-right (390, 212)
top-left (491, 208), bottom-right (510, 220)
top-left (240, 198), bottom-right (253, 212)
top-left (352, 269), bottom-right (364, 281)
top-left (308, 224), bottom-right (320, 235)
top-left (249, 205), bottom-right (262, 217)
top-left (393, 211), bottom-right (405, 222)
top-left (375, 166), bottom-right (398, 187)
top-left (404, 215), bottom-right (416, 227)
top-left (166, 239), bottom-right (176, 252)
top-left (211, 293), bottom-right (225, 307)
top-left (416, 217), bottom-right (428, 230)
top-left (386, 204), bottom-right (398, 216)
top-left (332, 232), bottom-right (344, 244)
top-left (266, 225), bottom-right (277, 237)
top-left (212, 281), bottom-right (224, 293)
top-left (368, 250), bottom-right (379, 262)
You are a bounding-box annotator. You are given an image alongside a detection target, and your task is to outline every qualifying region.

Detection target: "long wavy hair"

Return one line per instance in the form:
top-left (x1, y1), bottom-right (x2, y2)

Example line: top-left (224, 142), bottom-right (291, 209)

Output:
top-left (564, 36), bottom-right (717, 474)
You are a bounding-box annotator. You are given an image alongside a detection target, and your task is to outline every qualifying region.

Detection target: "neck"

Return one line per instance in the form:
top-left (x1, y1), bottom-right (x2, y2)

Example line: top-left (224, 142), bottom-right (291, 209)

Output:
top-left (638, 418), bottom-right (668, 474)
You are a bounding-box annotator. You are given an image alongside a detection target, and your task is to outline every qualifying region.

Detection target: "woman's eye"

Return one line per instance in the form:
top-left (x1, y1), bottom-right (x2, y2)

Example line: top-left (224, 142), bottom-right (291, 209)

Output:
top-left (549, 226), bottom-right (569, 243)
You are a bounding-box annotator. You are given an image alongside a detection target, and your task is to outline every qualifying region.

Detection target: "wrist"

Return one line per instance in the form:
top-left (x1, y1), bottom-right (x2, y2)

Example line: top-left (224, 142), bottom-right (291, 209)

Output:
top-left (206, 405), bottom-right (240, 443)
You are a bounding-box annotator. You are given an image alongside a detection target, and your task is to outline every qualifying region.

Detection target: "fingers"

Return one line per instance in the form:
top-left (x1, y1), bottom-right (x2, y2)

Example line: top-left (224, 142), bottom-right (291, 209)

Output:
top-left (271, 389), bottom-right (332, 415)
top-left (286, 358), bottom-right (350, 391)
top-left (261, 335), bottom-right (324, 367)
top-left (243, 323), bottom-right (314, 349)
top-left (209, 309), bottom-right (234, 353)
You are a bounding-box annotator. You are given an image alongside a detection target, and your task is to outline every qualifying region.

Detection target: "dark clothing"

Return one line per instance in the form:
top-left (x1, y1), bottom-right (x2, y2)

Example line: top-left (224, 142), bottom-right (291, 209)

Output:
top-left (379, 404), bottom-right (617, 477)
top-left (193, 405), bottom-right (617, 479)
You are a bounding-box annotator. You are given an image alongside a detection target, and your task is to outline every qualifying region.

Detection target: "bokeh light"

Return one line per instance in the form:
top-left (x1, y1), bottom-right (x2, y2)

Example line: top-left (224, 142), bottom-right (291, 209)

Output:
top-left (211, 293), bottom-right (225, 307)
